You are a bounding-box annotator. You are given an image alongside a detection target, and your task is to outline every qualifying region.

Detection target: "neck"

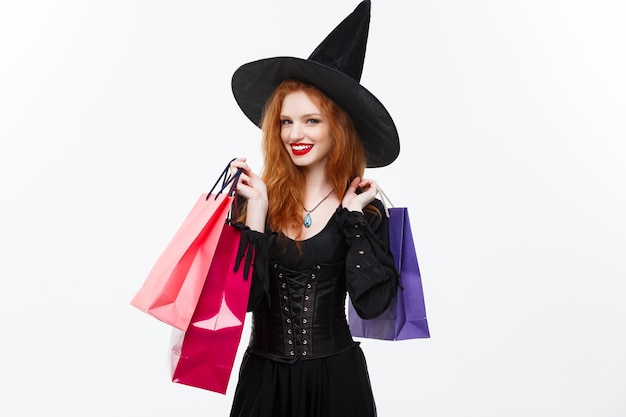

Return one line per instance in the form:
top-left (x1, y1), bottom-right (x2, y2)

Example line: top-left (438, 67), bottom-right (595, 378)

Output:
top-left (303, 170), bottom-right (332, 198)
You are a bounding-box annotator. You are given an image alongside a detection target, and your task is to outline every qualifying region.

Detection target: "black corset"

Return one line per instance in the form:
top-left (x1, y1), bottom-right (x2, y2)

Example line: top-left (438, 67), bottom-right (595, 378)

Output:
top-left (248, 261), bottom-right (356, 362)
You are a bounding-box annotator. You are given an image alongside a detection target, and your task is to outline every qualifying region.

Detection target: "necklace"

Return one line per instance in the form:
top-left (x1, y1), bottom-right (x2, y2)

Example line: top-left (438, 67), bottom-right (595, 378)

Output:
top-left (302, 189), bottom-right (334, 228)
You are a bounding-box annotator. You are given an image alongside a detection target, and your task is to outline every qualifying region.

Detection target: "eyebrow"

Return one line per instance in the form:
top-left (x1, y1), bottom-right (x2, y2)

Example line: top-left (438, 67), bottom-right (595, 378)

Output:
top-left (279, 113), bottom-right (323, 119)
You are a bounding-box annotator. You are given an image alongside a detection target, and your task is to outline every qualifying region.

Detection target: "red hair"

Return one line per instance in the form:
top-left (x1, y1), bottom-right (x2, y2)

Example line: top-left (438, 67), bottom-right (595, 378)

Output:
top-left (260, 79), bottom-right (366, 239)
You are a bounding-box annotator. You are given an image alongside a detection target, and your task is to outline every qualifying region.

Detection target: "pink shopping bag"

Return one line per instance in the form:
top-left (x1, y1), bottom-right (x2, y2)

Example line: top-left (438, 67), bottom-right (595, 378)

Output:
top-left (131, 161), bottom-right (241, 330)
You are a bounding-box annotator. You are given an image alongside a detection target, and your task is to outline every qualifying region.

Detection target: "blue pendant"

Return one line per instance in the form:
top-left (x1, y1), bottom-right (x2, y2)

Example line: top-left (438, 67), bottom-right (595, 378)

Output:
top-left (303, 212), bottom-right (312, 228)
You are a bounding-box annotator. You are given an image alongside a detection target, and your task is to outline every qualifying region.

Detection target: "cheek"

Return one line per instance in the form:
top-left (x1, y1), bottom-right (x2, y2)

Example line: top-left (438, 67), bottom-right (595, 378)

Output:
top-left (320, 133), bottom-right (333, 150)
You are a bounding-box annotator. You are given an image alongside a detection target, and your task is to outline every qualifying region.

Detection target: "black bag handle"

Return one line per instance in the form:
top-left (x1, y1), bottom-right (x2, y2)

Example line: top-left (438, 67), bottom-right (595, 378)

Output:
top-left (206, 158), bottom-right (243, 201)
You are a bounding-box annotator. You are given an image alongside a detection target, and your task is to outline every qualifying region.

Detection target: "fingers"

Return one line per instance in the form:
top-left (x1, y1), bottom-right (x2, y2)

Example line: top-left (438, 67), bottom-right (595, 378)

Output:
top-left (349, 177), bottom-right (377, 196)
top-left (346, 176), bottom-right (361, 194)
top-left (237, 171), bottom-right (250, 186)
top-left (229, 158), bottom-right (268, 203)
top-left (359, 179), bottom-right (377, 197)
top-left (233, 174), bottom-right (255, 200)
top-left (229, 157), bottom-right (249, 174)
top-left (342, 177), bottom-right (379, 212)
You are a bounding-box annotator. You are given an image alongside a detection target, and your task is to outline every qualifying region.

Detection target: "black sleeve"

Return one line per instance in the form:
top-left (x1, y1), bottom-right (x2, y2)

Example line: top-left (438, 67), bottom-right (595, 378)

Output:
top-left (338, 199), bottom-right (400, 319)
top-left (233, 223), bottom-right (276, 311)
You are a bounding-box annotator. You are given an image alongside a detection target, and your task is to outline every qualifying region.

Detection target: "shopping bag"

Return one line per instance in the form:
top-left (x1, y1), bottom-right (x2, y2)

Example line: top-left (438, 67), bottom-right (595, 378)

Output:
top-left (348, 194), bottom-right (429, 340)
top-left (170, 220), bottom-right (253, 394)
top-left (130, 160), bottom-right (242, 330)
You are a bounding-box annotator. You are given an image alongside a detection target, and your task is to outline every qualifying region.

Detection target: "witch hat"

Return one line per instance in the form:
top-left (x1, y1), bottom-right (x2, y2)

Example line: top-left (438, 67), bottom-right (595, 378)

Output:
top-left (231, 0), bottom-right (399, 168)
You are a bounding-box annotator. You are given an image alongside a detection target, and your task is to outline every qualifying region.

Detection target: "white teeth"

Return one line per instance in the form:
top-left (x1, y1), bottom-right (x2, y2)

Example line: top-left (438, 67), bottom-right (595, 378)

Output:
top-left (292, 144), bottom-right (312, 151)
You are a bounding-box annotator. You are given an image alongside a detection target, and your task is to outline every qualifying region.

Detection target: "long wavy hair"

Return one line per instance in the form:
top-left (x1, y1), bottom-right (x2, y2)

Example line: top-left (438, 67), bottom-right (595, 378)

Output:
top-left (260, 79), bottom-right (367, 239)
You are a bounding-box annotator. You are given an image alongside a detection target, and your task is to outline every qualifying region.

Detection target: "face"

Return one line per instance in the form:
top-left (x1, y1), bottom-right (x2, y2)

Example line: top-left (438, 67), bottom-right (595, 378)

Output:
top-left (280, 90), bottom-right (332, 171)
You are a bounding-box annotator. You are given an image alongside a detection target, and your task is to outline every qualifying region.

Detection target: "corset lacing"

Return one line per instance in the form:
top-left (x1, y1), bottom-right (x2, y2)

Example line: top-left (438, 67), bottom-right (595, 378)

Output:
top-left (248, 261), bottom-right (356, 362)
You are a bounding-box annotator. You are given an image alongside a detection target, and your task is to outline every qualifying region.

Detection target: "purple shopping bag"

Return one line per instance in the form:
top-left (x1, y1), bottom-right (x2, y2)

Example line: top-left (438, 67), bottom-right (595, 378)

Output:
top-left (348, 207), bottom-right (430, 340)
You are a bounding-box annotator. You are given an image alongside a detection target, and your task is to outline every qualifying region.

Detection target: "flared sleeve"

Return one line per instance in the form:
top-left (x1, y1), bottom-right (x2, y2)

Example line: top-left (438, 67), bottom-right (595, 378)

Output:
top-left (233, 223), bottom-right (277, 311)
top-left (337, 199), bottom-right (400, 319)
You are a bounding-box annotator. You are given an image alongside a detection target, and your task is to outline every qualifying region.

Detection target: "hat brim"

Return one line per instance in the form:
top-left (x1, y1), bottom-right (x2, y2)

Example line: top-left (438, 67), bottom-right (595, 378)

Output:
top-left (231, 57), bottom-right (399, 168)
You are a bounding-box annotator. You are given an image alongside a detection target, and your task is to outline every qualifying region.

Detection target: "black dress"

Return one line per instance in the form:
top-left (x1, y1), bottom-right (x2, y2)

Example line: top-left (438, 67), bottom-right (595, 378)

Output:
top-left (230, 200), bottom-right (398, 417)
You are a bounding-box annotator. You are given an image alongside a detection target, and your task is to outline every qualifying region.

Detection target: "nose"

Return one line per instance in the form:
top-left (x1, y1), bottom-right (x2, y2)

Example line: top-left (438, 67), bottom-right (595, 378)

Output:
top-left (289, 122), bottom-right (304, 140)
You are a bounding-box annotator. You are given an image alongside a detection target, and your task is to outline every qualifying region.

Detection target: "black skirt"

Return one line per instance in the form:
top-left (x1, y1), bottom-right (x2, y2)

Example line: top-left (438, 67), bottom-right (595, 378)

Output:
top-left (229, 345), bottom-right (377, 417)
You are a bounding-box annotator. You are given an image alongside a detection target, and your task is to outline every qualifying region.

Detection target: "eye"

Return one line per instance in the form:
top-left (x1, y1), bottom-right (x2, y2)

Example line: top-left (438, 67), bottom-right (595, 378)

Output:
top-left (280, 119), bottom-right (292, 125)
top-left (306, 118), bottom-right (320, 124)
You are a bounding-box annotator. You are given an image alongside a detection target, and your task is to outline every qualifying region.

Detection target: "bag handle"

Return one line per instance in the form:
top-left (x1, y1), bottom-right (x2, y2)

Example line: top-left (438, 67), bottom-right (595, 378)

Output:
top-left (206, 158), bottom-right (243, 201)
top-left (377, 184), bottom-right (394, 218)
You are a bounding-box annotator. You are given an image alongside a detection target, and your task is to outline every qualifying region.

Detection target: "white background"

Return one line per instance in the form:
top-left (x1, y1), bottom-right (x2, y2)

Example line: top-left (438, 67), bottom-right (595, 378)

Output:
top-left (1, 1), bottom-right (625, 416)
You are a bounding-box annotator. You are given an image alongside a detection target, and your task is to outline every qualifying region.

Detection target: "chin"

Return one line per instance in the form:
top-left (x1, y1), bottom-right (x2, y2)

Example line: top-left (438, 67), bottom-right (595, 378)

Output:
top-left (289, 155), bottom-right (313, 166)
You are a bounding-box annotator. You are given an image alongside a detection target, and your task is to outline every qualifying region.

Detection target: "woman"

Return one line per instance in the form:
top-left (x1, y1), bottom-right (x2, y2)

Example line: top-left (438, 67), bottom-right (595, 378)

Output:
top-left (228, 2), bottom-right (400, 416)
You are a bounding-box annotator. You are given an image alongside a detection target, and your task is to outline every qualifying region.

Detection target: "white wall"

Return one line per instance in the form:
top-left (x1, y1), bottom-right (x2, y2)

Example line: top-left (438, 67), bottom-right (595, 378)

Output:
top-left (1, 1), bottom-right (624, 415)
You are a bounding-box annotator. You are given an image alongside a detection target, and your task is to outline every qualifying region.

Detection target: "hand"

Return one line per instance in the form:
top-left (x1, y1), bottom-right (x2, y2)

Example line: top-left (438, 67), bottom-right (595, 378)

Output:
top-left (229, 157), bottom-right (268, 231)
top-left (229, 158), bottom-right (267, 202)
top-left (342, 176), bottom-right (377, 213)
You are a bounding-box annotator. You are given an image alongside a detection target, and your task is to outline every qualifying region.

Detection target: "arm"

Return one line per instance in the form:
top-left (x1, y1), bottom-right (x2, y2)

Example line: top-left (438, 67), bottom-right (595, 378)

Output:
top-left (341, 182), bottom-right (399, 319)
top-left (230, 157), bottom-right (275, 310)
top-left (234, 224), bottom-right (276, 311)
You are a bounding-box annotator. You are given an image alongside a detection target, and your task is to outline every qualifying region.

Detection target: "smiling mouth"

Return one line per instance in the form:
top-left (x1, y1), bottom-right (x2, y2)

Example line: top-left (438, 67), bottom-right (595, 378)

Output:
top-left (291, 144), bottom-right (313, 156)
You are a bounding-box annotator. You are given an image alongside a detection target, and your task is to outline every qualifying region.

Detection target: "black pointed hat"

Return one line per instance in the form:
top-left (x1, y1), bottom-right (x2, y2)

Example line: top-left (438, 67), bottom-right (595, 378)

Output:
top-left (231, 0), bottom-right (399, 168)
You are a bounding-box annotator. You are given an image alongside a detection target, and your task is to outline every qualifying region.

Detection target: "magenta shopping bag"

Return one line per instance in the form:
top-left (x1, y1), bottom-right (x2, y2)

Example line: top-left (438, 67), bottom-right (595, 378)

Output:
top-left (171, 222), bottom-right (253, 394)
top-left (349, 207), bottom-right (430, 340)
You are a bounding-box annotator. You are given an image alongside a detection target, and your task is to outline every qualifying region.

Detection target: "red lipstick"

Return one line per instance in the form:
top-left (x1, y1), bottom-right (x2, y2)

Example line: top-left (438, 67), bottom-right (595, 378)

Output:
top-left (290, 143), bottom-right (313, 156)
